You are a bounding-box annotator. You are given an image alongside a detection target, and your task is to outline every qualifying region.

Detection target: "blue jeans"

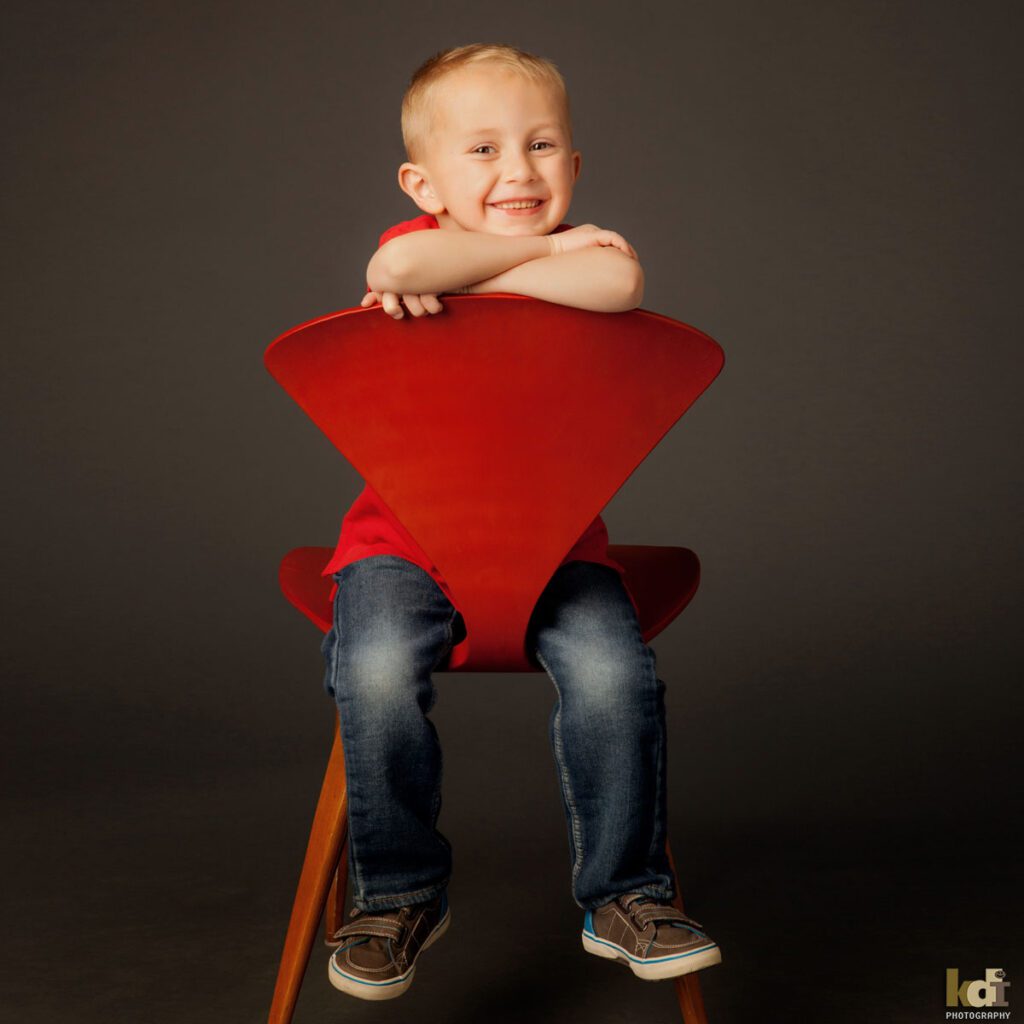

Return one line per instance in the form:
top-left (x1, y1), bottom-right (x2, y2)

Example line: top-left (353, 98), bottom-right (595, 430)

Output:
top-left (321, 555), bottom-right (675, 911)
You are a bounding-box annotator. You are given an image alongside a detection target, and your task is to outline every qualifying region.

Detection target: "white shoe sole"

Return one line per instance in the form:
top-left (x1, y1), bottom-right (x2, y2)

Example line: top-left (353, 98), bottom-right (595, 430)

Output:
top-left (328, 908), bottom-right (451, 1000)
top-left (582, 928), bottom-right (722, 981)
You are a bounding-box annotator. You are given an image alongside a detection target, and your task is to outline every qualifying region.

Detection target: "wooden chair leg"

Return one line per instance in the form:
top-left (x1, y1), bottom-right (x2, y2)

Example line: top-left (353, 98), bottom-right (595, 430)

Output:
top-left (324, 839), bottom-right (350, 943)
top-left (666, 837), bottom-right (711, 1024)
top-left (268, 722), bottom-right (349, 1024)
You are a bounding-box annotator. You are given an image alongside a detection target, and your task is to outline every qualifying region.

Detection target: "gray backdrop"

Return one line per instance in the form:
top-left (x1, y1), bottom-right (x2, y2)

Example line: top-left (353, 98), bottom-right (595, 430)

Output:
top-left (3, 1), bottom-right (1020, 1022)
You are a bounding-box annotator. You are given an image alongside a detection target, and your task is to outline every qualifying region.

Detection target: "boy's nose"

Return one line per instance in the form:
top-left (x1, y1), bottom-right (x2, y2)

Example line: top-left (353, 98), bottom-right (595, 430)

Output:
top-left (502, 154), bottom-right (537, 182)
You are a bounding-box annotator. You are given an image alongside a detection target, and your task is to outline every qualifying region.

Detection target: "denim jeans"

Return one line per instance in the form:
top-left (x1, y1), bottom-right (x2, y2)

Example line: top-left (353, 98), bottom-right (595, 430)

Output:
top-left (321, 555), bottom-right (675, 911)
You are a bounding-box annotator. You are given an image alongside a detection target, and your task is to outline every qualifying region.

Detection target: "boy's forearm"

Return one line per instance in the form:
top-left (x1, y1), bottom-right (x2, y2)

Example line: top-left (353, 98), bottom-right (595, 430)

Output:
top-left (467, 248), bottom-right (644, 313)
top-left (367, 230), bottom-right (552, 295)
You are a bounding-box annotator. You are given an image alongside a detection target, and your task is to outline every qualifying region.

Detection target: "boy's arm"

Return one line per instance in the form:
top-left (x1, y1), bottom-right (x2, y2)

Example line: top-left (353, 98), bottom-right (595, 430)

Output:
top-left (365, 223), bottom-right (637, 298)
top-left (465, 247), bottom-right (644, 313)
top-left (367, 231), bottom-right (552, 296)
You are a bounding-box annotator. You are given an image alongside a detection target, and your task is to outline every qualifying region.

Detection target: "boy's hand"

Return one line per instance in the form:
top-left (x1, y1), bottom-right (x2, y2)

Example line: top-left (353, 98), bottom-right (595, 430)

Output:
top-left (360, 289), bottom-right (445, 319)
top-left (547, 224), bottom-right (638, 260)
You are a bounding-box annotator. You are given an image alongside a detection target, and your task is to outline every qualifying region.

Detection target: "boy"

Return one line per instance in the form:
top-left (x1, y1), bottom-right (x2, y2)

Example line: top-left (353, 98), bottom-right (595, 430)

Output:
top-left (320, 43), bottom-right (721, 1000)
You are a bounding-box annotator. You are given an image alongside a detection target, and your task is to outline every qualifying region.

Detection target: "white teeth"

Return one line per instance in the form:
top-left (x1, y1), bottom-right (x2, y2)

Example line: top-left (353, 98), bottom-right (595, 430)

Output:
top-left (494, 200), bottom-right (541, 209)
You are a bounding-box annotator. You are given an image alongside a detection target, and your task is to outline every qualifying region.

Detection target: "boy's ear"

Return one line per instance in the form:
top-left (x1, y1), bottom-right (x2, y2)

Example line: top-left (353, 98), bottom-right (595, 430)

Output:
top-left (398, 162), bottom-right (446, 216)
top-left (572, 150), bottom-right (582, 183)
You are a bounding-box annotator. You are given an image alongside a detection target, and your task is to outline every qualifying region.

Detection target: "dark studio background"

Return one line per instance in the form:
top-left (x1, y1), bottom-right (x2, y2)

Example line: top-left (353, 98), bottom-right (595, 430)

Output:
top-left (3, 2), bottom-right (1021, 1022)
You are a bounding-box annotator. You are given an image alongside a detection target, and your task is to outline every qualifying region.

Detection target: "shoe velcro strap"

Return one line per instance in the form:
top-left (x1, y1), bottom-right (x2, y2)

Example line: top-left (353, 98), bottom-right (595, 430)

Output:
top-left (632, 904), bottom-right (703, 930)
top-left (334, 917), bottom-right (405, 941)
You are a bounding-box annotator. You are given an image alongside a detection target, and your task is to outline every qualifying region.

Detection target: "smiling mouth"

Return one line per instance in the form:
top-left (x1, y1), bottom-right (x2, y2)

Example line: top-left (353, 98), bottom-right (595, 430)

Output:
top-left (491, 199), bottom-right (544, 210)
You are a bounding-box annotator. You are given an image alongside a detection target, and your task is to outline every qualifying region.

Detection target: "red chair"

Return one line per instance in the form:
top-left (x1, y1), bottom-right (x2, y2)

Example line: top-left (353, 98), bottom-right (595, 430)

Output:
top-left (264, 295), bottom-right (724, 1023)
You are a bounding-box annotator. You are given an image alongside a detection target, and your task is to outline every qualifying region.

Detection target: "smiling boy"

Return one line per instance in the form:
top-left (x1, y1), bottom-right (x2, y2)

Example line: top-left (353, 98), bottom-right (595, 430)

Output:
top-left (320, 44), bottom-right (721, 1001)
top-left (360, 49), bottom-right (642, 318)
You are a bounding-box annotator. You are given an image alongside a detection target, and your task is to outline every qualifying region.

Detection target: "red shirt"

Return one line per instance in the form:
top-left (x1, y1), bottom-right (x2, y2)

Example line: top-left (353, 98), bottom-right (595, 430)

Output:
top-left (321, 213), bottom-right (625, 607)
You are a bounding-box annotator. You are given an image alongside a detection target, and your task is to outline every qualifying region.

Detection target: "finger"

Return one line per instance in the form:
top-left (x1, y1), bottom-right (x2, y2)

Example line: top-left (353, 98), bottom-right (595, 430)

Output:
top-left (607, 233), bottom-right (634, 257)
top-left (402, 293), bottom-right (426, 318)
top-left (422, 293), bottom-right (444, 315)
top-left (360, 291), bottom-right (378, 306)
top-left (381, 292), bottom-right (403, 318)
top-left (597, 232), bottom-right (626, 252)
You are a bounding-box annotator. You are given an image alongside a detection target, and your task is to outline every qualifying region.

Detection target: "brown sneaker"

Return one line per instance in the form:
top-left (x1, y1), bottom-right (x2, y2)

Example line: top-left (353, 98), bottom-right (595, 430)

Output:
top-left (327, 892), bottom-right (450, 1000)
top-left (582, 892), bottom-right (721, 980)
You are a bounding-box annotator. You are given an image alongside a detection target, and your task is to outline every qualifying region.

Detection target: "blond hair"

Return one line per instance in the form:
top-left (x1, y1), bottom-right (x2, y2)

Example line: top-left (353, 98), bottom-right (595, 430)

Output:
top-left (401, 44), bottom-right (572, 164)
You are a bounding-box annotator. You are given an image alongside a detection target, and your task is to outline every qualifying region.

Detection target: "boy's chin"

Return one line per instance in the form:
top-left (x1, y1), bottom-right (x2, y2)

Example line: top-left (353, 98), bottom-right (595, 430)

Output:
top-left (484, 216), bottom-right (559, 237)
top-left (442, 209), bottom-right (560, 235)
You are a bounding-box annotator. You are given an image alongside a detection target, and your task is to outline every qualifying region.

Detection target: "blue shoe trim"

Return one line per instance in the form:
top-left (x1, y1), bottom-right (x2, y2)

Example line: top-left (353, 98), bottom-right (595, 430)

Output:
top-left (583, 930), bottom-right (718, 965)
top-left (668, 922), bottom-right (708, 937)
top-left (335, 937), bottom-right (370, 954)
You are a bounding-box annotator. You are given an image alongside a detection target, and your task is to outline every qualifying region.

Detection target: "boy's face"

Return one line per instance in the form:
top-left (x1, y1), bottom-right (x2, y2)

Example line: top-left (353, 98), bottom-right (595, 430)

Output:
top-left (399, 66), bottom-right (582, 236)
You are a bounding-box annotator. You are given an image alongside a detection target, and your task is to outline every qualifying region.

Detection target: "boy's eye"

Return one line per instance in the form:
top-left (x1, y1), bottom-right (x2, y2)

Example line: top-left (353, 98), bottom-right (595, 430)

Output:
top-left (472, 142), bottom-right (554, 154)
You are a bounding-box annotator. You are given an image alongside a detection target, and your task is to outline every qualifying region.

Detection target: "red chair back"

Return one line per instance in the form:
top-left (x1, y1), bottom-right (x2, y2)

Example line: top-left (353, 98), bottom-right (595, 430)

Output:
top-left (265, 296), bottom-right (723, 670)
